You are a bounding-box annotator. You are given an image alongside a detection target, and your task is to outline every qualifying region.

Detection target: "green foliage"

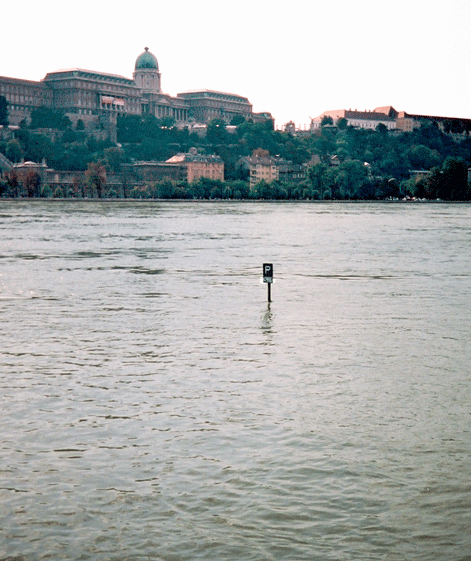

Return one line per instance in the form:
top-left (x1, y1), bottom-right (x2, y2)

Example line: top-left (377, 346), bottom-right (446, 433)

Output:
top-left (0, 95), bottom-right (8, 126)
top-left (0, 177), bottom-right (8, 196)
top-left (336, 160), bottom-right (369, 199)
top-left (188, 177), bottom-right (224, 199)
top-left (309, 127), bottom-right (336, 162)
top-left (5, 170), bottom-right (19, 197)
top-left (407, 145), bottom-right (440, 170)
top-left (413, 157), bottom-right (470, 200)
top-left (375, 178), bottom-right (401, 199)
top-left (321, 115), bottom-right (334, 127)
top-left (230, 114), bottom-right (246, 126)
top-left (206, 119), bottom-right (229, 145)
top-left (30, 106), bottom-right (72, 130)
top-left (439, 157), bottom-right (469, 200)
top-left (307, 163), bottom-right (331, 194)
top-left (117, 114), bottom-right (144, 143)
top-left (40, 184), bottom-right (53, 198)
top-left (51, 185), bottom-right (63, 198)
top-left (250, 180), bottom-right (272, 199)
top-left (130, 185), bottom-right (152, 199)
top-left (3, 106), bottom-right (471, 200)
top-left (25, 134), bottom-right (55, 163)
top-left (103, 147), bottom-right (126, 172)
top-left (57, 143), bottom-right (90, 171)
top-left (225, 180), bottom-right (250, 199)
top-left (6, 139), bottom-right (24, 162)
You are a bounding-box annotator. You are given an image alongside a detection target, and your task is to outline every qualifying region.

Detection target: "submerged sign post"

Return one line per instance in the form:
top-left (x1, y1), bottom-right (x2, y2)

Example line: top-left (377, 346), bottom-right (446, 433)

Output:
top-left (263, 263), bottom-right (273, 302)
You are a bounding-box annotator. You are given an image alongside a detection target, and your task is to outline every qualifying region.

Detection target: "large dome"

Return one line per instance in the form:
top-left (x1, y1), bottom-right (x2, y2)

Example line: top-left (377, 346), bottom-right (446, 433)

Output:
top-left (135, 47), bottom-right (159, 70)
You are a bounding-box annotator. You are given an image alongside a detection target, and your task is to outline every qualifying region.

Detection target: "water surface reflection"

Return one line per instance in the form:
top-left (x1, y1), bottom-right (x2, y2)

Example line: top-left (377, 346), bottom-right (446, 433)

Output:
top-left (1, 200), bottom-right (470, 560)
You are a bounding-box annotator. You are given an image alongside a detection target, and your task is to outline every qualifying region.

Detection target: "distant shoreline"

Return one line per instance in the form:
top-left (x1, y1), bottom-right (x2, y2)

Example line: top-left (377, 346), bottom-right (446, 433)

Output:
top-left (1, 198), bottom-right (467, 204)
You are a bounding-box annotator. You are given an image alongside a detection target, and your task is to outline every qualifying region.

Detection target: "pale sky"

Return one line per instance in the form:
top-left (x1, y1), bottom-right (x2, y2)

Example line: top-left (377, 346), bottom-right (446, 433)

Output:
top-left (2, 0), bottom-right (470, 128)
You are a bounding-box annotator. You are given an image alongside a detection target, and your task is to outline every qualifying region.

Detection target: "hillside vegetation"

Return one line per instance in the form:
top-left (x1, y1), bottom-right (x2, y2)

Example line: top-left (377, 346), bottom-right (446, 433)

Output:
top-left (1, 108), bottom-right (471, 200)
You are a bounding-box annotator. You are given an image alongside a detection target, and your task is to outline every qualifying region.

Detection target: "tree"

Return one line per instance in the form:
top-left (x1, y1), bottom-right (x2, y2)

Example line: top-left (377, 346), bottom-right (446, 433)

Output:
top-left (377, 151), bottom-right (410, 180)
top-left (310, 127), bottom-right (336, 162)
top-left (72, 175), bottom-right (84, 198)
top-left (5, 139), bottom-right (24, 162)
top-left (25, 170), bottom-right (41, 197)
top-left (85, 162), bottom-right (107, 198)
top-left (335, 160), bottom-right (369, 199)
top-left (6, 170), bottom-right (19, 197)
top-left (423, 167), bottom-right (443, 199)
top-left (0, 177), bottom-right (8, 197)
top-left (189, 177), bottom-right (223, 199)
top-left (379, 178), bottom-right (401, 199)
top-left (230, 114), bottom-right (245, 126)
top-left (25, 134), bottom-right (55, 163)
top-left (154, 179), bottom-right (175, 199)
top-left (227, 180), bottom-right (249, 199)
top-left (158, 116), bottom-right (176, 128)
top-left (209, 181), bottom-right (224, 199)
top-left (307, 163), bottom-right (331, 198)
top-left (321, 115), bottom-right (334, 127)
top-left (0, 95), bottom-right (8, 126)
top-left (206, 119), bottom-right (229, 145)
top-left (440, 156), bottom-right (469, 200)
top-left (117, 114), bottom-right (145, 143)
top-left (443, 120), bottom-right (452, 134)
top-left (250, 180), bottom-right (272, 199)
top-left (336, 117), bottom-right (348, 130)
top-left (103, 146), bottom-right (126, 172)
top-left (408, 145), bottom-right (440, 170)
top-left (450, 120), bottom-right (465, 135)
top-left (173, 181), bottom-right (189, 199)
top-left (30, 106), bottom-right (71, 130)
top-left (252, 148), bottom-right (270, 158)
top-left (345, 127), bottom-right (370, 160)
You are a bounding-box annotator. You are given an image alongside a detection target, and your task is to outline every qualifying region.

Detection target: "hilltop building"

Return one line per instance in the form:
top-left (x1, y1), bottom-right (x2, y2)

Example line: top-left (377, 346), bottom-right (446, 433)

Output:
top-left (310, 106), bottom-right (471, 134)
top-left (377, 106), bottom-right (471, 134)
top-left (310, 109), bottom-right (396, 131)
top-left (0, 48), bottom-right (272, 141)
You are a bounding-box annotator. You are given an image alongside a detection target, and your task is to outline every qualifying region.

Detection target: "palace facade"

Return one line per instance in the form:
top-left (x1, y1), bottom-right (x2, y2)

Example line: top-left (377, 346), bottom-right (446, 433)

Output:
top-left (0, 48), bottom-right (271, 141)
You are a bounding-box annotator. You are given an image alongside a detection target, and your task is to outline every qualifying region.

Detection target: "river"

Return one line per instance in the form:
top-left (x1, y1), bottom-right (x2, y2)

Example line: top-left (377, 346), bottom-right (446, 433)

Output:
top-left (1, 200), bottom-right (470, 560)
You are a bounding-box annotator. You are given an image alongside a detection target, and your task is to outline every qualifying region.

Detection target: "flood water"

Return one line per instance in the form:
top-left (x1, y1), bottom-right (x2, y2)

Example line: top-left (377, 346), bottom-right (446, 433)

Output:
top-left (1, 200), bottom-right (470, 561)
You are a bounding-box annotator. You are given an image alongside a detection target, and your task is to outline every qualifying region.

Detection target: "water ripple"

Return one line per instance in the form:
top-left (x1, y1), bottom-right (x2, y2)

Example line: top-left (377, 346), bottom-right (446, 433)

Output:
top-left (1, 200), bottom-right (471, 560)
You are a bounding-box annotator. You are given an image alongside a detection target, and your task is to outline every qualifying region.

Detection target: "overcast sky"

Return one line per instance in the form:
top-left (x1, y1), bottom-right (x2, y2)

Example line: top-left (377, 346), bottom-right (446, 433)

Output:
top-left (2, 0), bottom-right (470, 128)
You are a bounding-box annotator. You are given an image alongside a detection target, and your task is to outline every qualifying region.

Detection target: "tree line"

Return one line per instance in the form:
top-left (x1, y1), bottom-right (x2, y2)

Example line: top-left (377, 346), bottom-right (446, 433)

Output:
top-left (1, 103), bottom-right (471, 200)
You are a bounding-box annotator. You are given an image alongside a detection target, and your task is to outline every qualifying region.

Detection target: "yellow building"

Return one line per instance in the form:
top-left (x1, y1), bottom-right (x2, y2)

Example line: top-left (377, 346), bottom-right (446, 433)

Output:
top-left (246, 156), bottom-right (279, 188)
top-left (166, 149), bottom-right (224, 183)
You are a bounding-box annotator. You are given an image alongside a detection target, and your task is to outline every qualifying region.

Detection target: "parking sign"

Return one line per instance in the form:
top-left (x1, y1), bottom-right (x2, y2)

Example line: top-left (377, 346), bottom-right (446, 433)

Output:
top-left (263, 263), bottom-right (273, 283)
